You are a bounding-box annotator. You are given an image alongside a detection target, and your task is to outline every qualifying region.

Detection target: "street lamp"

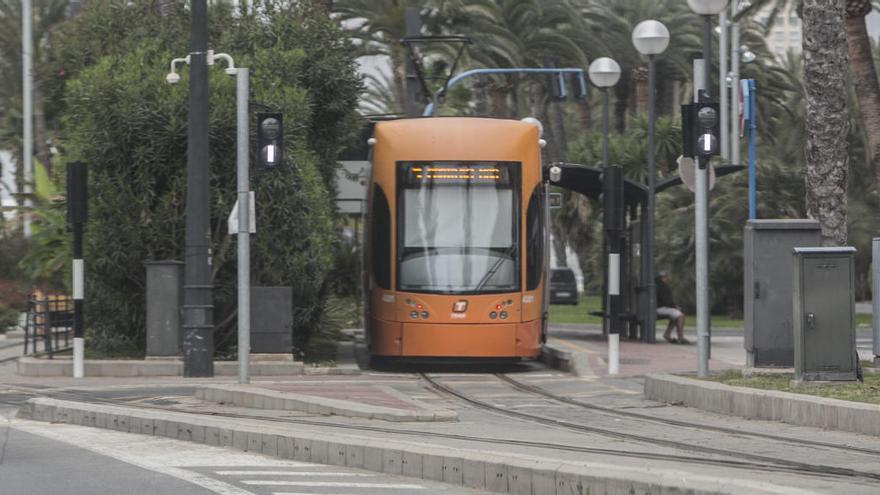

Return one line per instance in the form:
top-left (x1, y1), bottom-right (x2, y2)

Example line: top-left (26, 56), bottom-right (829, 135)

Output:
top-left (588, 57), bottom-right (621, 167)
top-left (688, 0), bottom-right (728, 378)
top-left (632, 19), bottom-right (670, 345)
top-left (588, 57), bottom-right (622, 374)
top-left (165, 51), bottom-right (253, 385)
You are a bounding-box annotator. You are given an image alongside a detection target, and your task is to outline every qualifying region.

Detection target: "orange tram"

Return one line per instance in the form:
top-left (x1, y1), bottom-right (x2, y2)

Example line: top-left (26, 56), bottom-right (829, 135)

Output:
top-left (365, 117), bottom-right (549, 361)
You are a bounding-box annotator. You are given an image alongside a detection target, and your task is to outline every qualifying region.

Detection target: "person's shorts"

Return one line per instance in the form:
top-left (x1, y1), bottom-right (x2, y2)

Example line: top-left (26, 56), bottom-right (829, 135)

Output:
top-left (657, 306), bottom-right (683, 320)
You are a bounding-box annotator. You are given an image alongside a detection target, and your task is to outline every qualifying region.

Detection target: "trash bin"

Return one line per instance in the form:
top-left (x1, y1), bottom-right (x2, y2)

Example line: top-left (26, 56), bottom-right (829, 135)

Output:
top-left (250, 286), bottom-right (293, 354)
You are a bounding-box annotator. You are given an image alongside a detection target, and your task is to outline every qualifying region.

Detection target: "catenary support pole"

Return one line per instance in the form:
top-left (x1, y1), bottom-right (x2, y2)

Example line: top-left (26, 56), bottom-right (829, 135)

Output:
top-left (696, 22), bottom-right (711, 377)
top-left (644, 55), bottom-right (658, 344)
top-left (236, 68), bottom-right (250, 384)
top-left (730, 4), bottom-right (741, 166)
top-left (183, 0), bottom-right (214, 377)
top-left (719, 9), bottom-right (729, 160)
top-left (22, 0), bottom-right (32, 237)
top-left (873, 238), bottom-right (880, 366)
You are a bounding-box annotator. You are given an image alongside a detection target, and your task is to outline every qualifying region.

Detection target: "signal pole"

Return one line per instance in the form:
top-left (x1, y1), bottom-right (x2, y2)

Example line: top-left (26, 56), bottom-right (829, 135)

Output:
top-left (183, 0), bottom-right (214, 377)
top-left (696, 16), bottom-right (711, 377)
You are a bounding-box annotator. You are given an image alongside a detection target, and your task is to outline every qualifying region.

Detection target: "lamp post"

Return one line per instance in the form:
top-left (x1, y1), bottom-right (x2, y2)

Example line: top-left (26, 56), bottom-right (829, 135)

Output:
top-left (167, 52), bottom-right (252, 384)
top-left (688, 0), bottom-right (728, 378)
top-left (632, 20), bottom-right (670, 345)
top-left (589, 57), bottom-right (622, 374)
top-left (588, 58), bottom-right (621, 168)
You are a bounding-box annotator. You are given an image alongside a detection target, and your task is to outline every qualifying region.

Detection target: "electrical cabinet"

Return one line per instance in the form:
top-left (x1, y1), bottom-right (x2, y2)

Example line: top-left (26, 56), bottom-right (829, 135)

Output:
top-left (250, 286), bottom-right (293, 354)
top-left (744, 220), bottom-right (821, 367)
top-left (792, 247), bottom-right (858, 382)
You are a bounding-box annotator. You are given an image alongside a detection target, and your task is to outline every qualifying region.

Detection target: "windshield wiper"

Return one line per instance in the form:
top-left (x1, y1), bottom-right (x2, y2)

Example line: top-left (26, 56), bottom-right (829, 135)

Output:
top-left (473, 246), bottom-right (515, 292)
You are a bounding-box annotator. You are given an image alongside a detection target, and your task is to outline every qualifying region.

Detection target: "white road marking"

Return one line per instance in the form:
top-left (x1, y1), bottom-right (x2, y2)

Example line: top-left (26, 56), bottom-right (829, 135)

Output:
top-left (244, 481), bottom-right (424, 489)
top-left (216, 471), bottom-right (375, 477)
top-left (12, 419), bottom-right (257, 495)
top-left (272, 493), bottom-right (360, 495)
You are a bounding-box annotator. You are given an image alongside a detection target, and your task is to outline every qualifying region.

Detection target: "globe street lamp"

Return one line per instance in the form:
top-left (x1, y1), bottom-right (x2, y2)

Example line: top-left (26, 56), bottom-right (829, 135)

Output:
top-left (688, 0), bottom-right (728, 378)
top-left (632, 19), bottom-right (669, 345)
top-left (589, 57), bottom-right (622, 374)
top-left (588, 57), bottom-right (621, 167)
top-left (688, 0), bottom-right (729, 92)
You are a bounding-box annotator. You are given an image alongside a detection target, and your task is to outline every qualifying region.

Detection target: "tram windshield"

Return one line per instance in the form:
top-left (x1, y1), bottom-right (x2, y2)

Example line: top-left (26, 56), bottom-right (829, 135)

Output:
top-left (397, 162), bottom-right (520, 294)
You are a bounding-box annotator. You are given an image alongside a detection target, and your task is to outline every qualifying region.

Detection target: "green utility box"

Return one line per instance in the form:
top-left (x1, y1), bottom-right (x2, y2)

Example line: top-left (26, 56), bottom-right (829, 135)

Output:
top-left (792, 247), bottom-right (858, 382)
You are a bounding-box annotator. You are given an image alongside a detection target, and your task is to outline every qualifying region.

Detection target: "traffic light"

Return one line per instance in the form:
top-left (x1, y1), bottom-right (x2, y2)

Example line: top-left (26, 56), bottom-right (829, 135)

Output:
top-left (681, 101), bottom-right (720, 169)
top-left (569, 72), bottom-right (588, 99)
top-left (256, 112), bottom-right (283, 168)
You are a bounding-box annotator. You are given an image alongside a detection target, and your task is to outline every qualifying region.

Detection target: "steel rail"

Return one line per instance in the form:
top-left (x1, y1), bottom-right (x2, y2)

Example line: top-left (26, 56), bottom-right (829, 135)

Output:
top-left (419, 373), bottom-right (880, 482)
top-left (495, 373), bottom-right (880, 458)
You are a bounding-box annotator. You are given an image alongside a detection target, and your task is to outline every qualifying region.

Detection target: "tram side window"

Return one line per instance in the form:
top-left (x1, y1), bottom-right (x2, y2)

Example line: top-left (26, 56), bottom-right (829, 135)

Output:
top-left (371, 185), bottom-right (392, 289)
top-left (526, 187), bottom-right (544, 291)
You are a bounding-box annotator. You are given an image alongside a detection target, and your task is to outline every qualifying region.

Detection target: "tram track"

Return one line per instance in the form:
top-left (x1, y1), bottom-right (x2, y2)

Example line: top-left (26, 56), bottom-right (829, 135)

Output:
top-left (494, 373), bottom-right (880, 457)
top-left (0, 383), bottom-right (868, 482)
top-left (418, 373), bottom-right (880, 483)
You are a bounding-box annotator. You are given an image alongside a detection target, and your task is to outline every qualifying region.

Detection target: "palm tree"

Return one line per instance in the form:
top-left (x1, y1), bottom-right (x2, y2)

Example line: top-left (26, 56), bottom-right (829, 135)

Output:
top-left (845, 1), bottom-right (880, 189)
top-left (742, 0), bottom-right (880, 195)
top-left (802, 0), bottom-right (850, 245)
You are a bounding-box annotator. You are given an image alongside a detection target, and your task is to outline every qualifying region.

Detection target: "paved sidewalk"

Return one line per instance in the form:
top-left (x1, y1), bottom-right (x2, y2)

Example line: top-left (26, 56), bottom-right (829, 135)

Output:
top-left (547, 325), bottom-right (743, 377)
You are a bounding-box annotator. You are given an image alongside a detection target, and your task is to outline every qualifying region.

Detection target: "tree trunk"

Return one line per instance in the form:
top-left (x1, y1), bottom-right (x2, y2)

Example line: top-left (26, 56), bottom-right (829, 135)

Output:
top-left (803, 0), bottom-right (850, 246)
top-left (574, 99), bottom-right (591, 129)
top-left (156, 0), bottom-right (175, 17)
top-left (613, 75), bottom-right (630, 133)
top-left (631, 64), bottom-right (648, 113)
top-left (845, 6), bottom-right (880, 191)
top-left (550, 219), bottom-right (568, 268)
top-left (33, 87), bottom-right (52, 176)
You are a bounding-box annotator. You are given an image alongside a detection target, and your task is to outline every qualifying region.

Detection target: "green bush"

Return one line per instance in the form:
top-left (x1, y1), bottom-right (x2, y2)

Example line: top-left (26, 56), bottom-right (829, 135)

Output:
top-left (50, 1), bottom-right (361, 355)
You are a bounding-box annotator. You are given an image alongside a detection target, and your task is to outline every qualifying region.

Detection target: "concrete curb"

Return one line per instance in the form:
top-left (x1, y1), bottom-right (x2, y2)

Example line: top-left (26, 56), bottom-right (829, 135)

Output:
top-left (196, 385), bottom-right (457, 422)
top-left (20, 397), bottom-right (805, 495)
top-left (16, 357), bottom-right (305, 377)
top-left (645, 374), bottom-right (880, 437)
top-left (540, 342), bottom-right (594, 377)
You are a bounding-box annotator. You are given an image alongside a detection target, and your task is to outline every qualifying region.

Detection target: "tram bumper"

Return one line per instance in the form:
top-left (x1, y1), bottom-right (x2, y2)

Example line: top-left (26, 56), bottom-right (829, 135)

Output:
top-left (370, 318), bottom-right (542, 358)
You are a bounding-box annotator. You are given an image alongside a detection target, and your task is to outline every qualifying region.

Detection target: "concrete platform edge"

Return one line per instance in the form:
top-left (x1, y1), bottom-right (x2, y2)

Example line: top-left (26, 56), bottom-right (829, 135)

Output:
top-left (18, 396), bottom-right (800, 495)
top-left (644, 373), bottom-right (880, 436)
top-left (540, 342), bottom-right (593, 377)
top-left (15, 356), bottom-right (305, 377)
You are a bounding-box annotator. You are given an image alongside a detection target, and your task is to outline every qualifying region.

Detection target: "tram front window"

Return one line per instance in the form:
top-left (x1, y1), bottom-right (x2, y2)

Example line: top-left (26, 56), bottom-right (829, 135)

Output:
top-left (398, 162), bottom-right (520, 294)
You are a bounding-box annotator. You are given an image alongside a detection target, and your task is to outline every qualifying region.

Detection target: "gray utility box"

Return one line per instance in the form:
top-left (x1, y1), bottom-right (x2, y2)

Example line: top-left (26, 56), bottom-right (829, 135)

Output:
top-left (145, 261), bottom-right (183, 357)
top-left (250, 286), bottom-right (293, 354)
top-left (744, 219), bottom-right (821, 367)
top-left (792, 247), bottom-right (858, 382)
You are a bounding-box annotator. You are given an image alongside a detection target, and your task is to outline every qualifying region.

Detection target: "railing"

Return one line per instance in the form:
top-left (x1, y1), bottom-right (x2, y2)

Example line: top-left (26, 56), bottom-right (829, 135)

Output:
top-left (24, 295), bottom-right (73, 359)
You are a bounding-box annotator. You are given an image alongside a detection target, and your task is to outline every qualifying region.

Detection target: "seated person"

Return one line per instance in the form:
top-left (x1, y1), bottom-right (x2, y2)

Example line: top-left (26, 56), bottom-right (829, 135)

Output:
top-left (656, 271), bottom-right (688, 344)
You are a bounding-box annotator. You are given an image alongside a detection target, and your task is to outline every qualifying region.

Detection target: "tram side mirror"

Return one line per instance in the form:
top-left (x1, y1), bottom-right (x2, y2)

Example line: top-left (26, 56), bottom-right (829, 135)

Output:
top-left (549, 193), bottom-right (563, 209)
